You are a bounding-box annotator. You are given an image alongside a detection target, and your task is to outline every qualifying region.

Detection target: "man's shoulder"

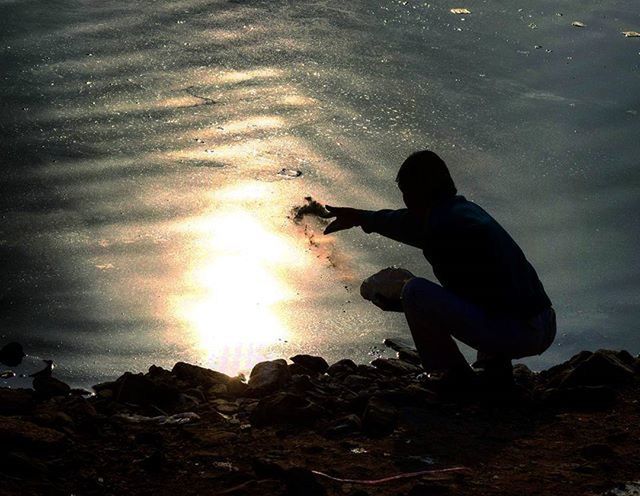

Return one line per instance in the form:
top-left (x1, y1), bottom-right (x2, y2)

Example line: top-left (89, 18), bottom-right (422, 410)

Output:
top-left (432, 196), bottom-right (495, 230)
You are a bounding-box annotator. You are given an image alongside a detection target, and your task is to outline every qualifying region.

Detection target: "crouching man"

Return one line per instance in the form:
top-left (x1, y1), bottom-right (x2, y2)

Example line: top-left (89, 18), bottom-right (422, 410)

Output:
top-left (323, 150), bottom-right (556, 389)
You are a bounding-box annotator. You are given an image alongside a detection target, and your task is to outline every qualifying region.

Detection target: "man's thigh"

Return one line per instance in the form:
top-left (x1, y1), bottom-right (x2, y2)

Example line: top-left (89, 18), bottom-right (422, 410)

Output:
top-left (402, 277), bottom-right (541, 357)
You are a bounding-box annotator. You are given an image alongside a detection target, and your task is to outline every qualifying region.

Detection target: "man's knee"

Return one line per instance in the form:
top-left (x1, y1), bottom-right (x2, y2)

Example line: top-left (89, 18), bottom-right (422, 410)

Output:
top-left (401, 277), bottom-right (439, 314)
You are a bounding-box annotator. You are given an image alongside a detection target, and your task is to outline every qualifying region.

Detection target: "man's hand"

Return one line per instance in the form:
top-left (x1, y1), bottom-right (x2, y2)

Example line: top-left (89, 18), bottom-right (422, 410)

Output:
top-left (322, 206), bottom-right (363, 235)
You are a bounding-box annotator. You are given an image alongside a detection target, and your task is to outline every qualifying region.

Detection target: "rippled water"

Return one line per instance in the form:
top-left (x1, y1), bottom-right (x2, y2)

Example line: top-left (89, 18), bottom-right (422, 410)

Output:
top-left (1, 0), bottom-right (639, 386)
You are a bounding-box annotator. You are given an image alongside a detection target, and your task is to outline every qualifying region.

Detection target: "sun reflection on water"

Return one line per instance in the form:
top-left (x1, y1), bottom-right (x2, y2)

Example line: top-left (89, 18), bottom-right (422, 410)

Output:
top-left (175, 197), bottom-right (306, 372)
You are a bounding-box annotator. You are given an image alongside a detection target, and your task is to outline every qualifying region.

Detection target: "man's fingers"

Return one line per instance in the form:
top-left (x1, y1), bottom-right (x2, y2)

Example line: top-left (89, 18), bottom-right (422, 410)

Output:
top-left (320, 205), bottom-right (338, 218)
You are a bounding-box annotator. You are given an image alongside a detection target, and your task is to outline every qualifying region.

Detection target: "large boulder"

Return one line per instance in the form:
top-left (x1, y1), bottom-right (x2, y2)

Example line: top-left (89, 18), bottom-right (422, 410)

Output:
top-left (247, 359), bottom-right (290, 396)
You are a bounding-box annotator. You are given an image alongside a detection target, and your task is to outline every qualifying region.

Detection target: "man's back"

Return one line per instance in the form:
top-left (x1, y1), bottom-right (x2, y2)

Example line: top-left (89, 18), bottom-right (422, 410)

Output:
top-left (425, 196), bottom-right (551, 319)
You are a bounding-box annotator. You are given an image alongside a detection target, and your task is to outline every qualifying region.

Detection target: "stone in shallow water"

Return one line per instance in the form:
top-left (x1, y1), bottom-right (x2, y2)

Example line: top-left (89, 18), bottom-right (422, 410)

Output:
top-left (371, 357), bottom-right (422, 376)
top-left (0, 342), bottom-right (25, 367)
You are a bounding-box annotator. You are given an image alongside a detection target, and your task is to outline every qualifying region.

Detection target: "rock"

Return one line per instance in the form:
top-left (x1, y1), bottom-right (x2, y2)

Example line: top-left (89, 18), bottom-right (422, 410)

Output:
top-left (542, 350), bottom-right (636, 388)
top-left (0, 388), bottom-right (35, 415)
top-left (327, 359), bottom-right (357, 377)
top-left (114, 372), bottom-right (180, 408)
top-left (198, 430), bottom-right (239, 446)
top-left (250, 392), bottom-right (324, 427)
top-left (542, 385), bottom-right (617, 410)
top-left (361, 397), bottom-right (398, 436)
top-left (513, 364), bottom-right (537, 389)
top-left (248, 359), bottom-right (291, 396)
top-left (371, 357), bottom-right (422, 376)
top-left (172, 362), bottom-right (233, 388)
top-left (342, 374), bottom-right (372, 390)
top-left (0, 342), bottom-right (25, 366)
top-left (290, 355), bottom-right (329, 374)
top-left (33, 376), bottom-right (71, 399)
top-left (0, 418), bottom-right (66, 450)
top-left (383, 338), bottom-right (422, 365)
top-left (226, 376), bottom-right (248, 396)
top-left (324, 414), bottom-right (362, 438)
top-left (557, 350), bottom-right (635, 387)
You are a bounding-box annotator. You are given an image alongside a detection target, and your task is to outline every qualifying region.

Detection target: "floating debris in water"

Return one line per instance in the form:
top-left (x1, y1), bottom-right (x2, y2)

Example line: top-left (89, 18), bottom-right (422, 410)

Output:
top-left (292, 196), bottom-right (329, 222)
top-left (0, 370), bottom-right (16, 379)
top-left (277, 168), bottom-right (303, 179)
top-left (450, 8), bottom-right (470, 15)
top-left (623, 31), bottom-right (640, 37)
top-left (572, 21), bottom-right (586, 28)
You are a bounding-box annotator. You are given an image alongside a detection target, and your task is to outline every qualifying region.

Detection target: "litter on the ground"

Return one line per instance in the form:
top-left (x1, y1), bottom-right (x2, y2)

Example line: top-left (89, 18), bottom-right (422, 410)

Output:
top-left (572, 21), bottom-right (586, 28)
top-left (450, 8), bottom-right (471, 15)
top-left (622, 31), bottom-right (640, 37)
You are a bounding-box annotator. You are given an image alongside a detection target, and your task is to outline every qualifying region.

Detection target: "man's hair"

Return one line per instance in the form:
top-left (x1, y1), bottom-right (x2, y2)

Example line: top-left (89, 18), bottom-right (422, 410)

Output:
top-left (395, 150), bottom-right (457, 204)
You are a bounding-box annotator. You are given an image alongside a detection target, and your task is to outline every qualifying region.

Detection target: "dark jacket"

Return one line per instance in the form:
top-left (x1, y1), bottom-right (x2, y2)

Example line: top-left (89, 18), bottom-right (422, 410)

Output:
top-left (359, 195), bottom-right (551, 319)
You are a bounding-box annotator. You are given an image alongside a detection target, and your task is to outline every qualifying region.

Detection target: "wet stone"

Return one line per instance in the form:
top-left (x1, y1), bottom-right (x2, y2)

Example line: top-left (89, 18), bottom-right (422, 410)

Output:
top-left (371, 357), bottom-right (422, 376)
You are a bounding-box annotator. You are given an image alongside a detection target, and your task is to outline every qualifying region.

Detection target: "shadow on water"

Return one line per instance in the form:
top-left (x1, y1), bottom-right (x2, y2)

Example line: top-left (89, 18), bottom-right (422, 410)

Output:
top-left (1, 0), bottom-right (639, 382)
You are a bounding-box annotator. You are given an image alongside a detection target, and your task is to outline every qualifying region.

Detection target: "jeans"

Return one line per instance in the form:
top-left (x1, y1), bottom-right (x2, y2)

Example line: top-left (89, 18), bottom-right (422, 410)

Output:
top-left (401, 277), bottom-right (556, 372)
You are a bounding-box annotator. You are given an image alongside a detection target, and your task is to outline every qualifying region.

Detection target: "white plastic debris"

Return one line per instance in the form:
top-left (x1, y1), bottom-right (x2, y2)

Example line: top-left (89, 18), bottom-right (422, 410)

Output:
top-left (572, 21), bottom-right (586, 28)
top-left (450, 8), bottom-right (471, 14)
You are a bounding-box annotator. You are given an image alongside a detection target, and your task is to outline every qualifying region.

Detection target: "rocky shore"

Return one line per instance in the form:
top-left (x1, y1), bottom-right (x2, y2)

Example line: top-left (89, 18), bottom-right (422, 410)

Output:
top-left (1, 341), bottom-right (640, 496)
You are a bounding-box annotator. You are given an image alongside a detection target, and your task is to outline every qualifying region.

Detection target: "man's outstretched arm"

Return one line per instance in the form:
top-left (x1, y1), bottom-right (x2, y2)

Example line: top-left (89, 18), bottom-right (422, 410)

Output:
top-left (323, 205), bottom-right (424, 248)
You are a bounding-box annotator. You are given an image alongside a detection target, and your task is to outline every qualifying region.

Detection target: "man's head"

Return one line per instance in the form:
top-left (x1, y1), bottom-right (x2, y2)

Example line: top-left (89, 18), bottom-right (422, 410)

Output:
top-left (396, 150), bottom-right (457, 215)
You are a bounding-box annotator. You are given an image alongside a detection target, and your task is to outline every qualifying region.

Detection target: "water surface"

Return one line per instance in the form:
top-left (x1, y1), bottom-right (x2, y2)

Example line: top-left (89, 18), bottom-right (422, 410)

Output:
top-left (1, 0), bottom-right (639, 385)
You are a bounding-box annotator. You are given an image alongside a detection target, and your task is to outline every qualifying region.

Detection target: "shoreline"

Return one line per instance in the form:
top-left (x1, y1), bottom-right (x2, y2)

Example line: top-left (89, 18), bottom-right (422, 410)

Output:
top-left (1, 343), bottom-right (640, 495)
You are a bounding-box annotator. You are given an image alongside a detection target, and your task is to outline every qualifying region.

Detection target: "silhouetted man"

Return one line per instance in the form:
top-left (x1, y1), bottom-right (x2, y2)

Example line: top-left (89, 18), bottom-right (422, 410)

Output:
top-left (323, 150), bottom-right (556, 388)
